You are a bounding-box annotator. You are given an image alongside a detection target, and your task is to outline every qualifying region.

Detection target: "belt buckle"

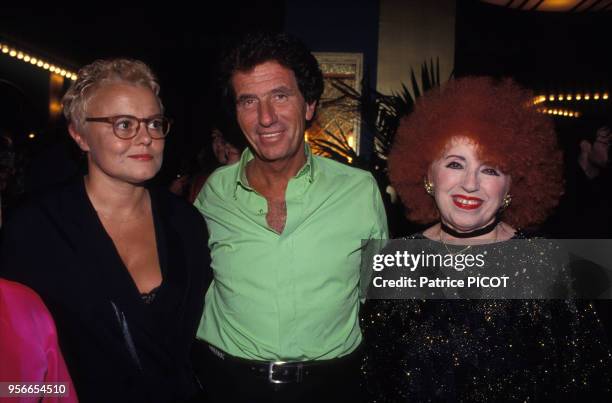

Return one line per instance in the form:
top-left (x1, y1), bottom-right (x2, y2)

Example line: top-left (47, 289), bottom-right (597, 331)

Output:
top-left (268, 361), bottom-right (303, 384)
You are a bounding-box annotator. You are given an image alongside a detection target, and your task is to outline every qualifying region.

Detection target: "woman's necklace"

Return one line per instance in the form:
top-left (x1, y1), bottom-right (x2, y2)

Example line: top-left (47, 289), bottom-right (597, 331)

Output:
top-left (440, 217), bottom-right (500, 238)
top-left (439, 222), bottom-right (500, 255)
top-left (439, 233), bottom-right (472, 256)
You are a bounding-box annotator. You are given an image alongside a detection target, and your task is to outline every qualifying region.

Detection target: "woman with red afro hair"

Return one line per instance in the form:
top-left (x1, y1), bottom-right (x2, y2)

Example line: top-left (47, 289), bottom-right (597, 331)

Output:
top-left (362, 77), bottom-right (612, 401)
top-left (389, 76), bottom-right (563, 236)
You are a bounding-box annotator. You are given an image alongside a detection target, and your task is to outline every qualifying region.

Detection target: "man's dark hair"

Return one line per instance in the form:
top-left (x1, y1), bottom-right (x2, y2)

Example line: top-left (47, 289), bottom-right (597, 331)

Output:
top-left (218, 32), bottom-right (324, 116)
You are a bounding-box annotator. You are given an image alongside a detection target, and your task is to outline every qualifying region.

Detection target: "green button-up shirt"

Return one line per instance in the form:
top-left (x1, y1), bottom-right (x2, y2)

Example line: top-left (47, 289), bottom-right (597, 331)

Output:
top-left (194, 145), bottom-right (388, 360)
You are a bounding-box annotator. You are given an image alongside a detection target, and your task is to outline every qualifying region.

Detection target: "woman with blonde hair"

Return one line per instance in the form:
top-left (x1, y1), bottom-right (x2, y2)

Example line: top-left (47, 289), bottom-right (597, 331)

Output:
top-left (1, 59), bottom-right (210, 402)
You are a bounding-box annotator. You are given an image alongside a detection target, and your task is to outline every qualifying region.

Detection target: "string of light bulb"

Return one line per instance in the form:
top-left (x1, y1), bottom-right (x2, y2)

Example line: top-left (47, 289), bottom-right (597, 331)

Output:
top-left (0, 41), bottom-right (77, 81)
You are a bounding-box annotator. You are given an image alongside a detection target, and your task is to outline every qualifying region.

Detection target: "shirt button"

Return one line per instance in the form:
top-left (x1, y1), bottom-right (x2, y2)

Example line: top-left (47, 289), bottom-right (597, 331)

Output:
top-left (259, 209), bottom-right (264, 215)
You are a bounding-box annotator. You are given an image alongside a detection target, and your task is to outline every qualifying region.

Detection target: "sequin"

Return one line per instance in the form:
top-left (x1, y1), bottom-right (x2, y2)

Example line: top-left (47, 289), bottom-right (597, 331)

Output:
top-left (361, 233), bottom-right (612, 402)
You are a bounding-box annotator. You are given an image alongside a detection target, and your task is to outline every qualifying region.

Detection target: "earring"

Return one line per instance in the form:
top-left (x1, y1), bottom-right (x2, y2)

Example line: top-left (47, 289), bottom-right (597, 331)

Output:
top-left (424, 178), bottom-right (435, 196)
top-left (501, 194), bottom-right (512, 210)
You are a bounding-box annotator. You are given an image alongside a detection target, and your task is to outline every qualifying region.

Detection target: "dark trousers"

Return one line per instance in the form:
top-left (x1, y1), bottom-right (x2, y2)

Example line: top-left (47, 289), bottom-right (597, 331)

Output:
top-left (192, 341), bottom-right (366, 403)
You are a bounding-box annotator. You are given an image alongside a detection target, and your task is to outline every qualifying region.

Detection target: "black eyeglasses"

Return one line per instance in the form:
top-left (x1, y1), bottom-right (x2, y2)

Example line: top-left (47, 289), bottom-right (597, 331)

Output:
top-left (85, 115), bottom-right (172, 139)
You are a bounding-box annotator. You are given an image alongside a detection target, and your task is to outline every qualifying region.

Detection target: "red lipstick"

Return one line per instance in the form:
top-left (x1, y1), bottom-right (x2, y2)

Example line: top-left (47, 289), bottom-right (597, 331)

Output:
top-left (451, 194), bottom-right (483, 210)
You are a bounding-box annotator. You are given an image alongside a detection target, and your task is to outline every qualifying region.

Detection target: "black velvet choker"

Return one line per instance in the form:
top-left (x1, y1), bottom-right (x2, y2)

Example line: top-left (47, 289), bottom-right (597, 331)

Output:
top-left (440, 217), bottom-right (500, 239)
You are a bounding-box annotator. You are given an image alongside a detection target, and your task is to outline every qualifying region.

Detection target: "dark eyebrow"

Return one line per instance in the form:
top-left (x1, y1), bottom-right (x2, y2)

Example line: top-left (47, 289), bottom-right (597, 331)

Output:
top-left (444, 155), bottom-right (466, 161)
top-left (236, 94), bottom-right (256, 103)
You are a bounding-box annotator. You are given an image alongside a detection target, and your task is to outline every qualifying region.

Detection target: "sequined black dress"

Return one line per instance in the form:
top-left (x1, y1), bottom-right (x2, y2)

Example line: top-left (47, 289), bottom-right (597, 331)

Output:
top-left (361, 233), bottom-right (612, 402)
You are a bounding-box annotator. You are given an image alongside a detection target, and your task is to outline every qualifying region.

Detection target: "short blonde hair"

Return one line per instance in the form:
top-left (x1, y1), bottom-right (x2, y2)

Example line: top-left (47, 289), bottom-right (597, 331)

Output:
top-left (62, 58), bottom-right (162, 129)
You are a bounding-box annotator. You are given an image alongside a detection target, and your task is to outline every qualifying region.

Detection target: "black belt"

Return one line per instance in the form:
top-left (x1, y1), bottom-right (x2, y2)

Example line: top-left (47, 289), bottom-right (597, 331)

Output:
top-left (197, 340), bottom-right (362, 385)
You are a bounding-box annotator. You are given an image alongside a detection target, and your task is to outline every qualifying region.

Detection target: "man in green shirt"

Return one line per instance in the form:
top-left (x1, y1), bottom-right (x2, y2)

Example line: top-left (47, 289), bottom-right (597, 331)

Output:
top-left (193, 33), bottom-right (388, 402)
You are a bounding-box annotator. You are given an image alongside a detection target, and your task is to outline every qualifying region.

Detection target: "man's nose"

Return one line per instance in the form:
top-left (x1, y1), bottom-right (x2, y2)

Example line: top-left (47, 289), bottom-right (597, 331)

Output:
top-left (258, 99), bottom-right (278, 127)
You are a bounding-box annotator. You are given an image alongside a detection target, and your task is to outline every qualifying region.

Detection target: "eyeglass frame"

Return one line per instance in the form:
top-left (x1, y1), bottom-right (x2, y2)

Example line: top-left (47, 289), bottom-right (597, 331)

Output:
top-left (84, 114), bottom-right (172, 140)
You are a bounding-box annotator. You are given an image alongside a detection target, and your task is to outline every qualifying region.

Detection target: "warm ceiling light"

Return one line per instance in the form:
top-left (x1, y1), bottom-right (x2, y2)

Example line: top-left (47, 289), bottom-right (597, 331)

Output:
top-left (549, 95), bottom-right (555, 101)
top-left (603, 93), bottom-right (609, 100)
top-left (576, 94), bottom-right (582, 100)
top-left (28, 133), bottom-right (36, 139)
top-left (566, 94), bottom-right (572, 100)
top-left (558, 94), bottom-right (564, 101)
top-left (584, 94), bottom-right (590, 100)
top-left (594, 93), bottom-right (600, 100)
top-left (1, 42), bottom-right (78, 81)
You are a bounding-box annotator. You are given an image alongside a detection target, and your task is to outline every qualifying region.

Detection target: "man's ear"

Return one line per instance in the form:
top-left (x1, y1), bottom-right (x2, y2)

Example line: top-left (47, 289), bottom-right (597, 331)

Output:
top-left (68, 123), bottom-right (90, 152)
top-left (305, 101), bottom-right (317, 122)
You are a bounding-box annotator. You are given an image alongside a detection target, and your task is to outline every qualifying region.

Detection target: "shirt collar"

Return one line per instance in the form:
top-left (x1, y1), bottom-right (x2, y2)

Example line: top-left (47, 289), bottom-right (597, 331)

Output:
top-left (233, 144), bottom-right (316, 196)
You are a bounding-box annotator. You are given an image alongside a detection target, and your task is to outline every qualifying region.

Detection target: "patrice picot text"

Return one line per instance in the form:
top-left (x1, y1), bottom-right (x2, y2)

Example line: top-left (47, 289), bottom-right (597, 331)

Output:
top-left (370, 250), bottom-right (510, 289)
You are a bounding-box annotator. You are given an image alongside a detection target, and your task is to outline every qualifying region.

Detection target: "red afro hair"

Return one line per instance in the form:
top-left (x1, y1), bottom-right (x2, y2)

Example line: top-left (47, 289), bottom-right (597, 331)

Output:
top-left (388, 76), bottom-right (563, 229)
